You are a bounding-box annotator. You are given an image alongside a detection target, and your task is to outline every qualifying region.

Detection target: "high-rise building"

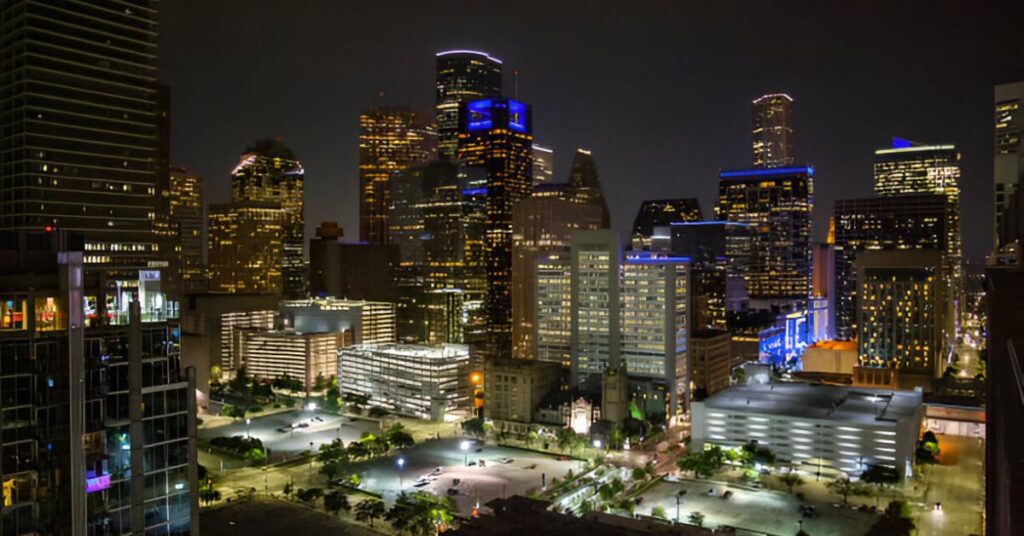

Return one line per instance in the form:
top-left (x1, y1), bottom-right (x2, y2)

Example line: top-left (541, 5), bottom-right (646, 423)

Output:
top-left (873, 139), bottom-right (962, 289)
top-left (689, 330), bottom-right (732, 399)
top-left (535, 253), bottom-right (573, 366)
top-left (630, 198), bottom-right (702, 250)
top-left (833, 194), bottom-right (949, 340)
top-left (752, 93), bottom-right (794, 168)
top-left (458, 97), bottom-right (534, 356)
top-left (716, 166), bottom-right (813, 308)
top-left (995, 81), bottom-right (1024, 247)
top-left (856, 250), bottom-right (949, 386)
top-left (620, 253), bottom-right (690, 419)
top-left (0, 1), bottom-right (163, 277)
top-left (811, 242), bottom-right (835, 341)
top-left (664, 221), bottom-right (748, 331)
top-left (511, 191), bottom-right (604, 360)
top-left (567, 149), bottom-right (611, 227)
top-left (570, 230), bottom-right (621, 385)
top-left (230, 139), bottom-right (306, 298)
top-left (531, 144), bottom-right (554, 186)
top-left (0, 230), bottom-right (197, 535)
top-left (207, 202), bottom-right (284, 295)
top-left (435, 50), bottom-right (503, 161)
top-left (309, 221), bottom-right (399, 302)
top-left (358, 106), bottom-right (435, 244)
top-left (164, 166), bottom-right (205, 295)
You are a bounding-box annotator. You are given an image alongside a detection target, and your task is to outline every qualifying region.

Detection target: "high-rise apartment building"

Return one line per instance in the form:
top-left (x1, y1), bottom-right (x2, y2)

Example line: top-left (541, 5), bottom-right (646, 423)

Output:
top-left (435, 50), bottom-right (503, 161)
top-left (832, 194), bottom-right (949, 340)
top-left (630, 198), bottom-right (703, 250)
top-left (358, 106), bottom-right (435, 244)
top-left (996, 81), bottom-right (1024, 247)
top-left (856, 250), bottom-right (949, 385)
top-left (163, 166), bottom-right (205, 295)
top-left (873, 139), bottom-right (962, 289)
top-left (230, 140), bottom-right (306, 297)
top-left (207, 202), bottom-right (284, 295)
top-left (458, 98), bottom-right (534, 356)
top-left (511, 189), bottom-right (604, 360)
top-left (716, 166), bottom-right (813, 308)
top-left (752, 93), bottom-right (794, 168)
top-left (531, 144), bottom-right (554, 186)
top-left (570, 230), bottom-right (621, 385)
top-left (567, 149), bottom-right (611, 227)
top-left (0, 1), bottom-right (163, 277)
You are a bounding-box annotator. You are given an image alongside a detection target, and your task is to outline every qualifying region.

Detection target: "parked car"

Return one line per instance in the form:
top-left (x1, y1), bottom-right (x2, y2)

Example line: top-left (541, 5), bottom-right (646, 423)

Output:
top-left (414, 481), bottom-right (429, 488)
top-left (722, 490), bottom-right (733, 500)
top-left (446, 488), bottom-right (459, 496)
top-left (452, 478), bottom-right (461, 486)
top-left (467, 461), bottom-right (477, 467)
top-left (496, 457), bottom-right (514, 464)
top-left (706, 488), bottom-right (715, 496)
top-left (276, 427), bottom-right (290, 433)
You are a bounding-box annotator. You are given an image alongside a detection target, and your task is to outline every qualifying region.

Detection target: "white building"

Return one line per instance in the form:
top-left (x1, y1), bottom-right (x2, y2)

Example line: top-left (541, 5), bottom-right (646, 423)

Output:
top-left (240, 331), bottom-right (343, 390)
top-left (570, 229), bottom-right (621, 384)
top-left (338, 343), bottom-right (468, 420)
top-left (691, 382), bottom-right (924, 480)
top-left (535, 253), bottom-right (571, 365)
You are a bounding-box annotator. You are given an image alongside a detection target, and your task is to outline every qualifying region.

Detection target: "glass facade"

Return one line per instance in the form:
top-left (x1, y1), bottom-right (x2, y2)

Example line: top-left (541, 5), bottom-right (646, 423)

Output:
top-left (435, 50), bottom-right (502, 161)
top-left (207, 202), bottom-right (284, 295)
top-left (752, 93), bottom-right (794, 168)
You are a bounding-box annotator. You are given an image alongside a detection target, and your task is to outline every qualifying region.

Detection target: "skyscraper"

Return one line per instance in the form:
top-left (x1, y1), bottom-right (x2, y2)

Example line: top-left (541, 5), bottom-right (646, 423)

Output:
top-left (458, 97), bottom-right (534, 355)
top-left (531, 144), bottom-right (554, 186)
top-left (207, 202), bottom-right (284, 295)
top-left (833, 194), bottom-right (949, 340)
top-left (995, 81), bottom-right (1024, 247)
top-left (752, 93), bottom-right (794, 168)
top-left (358, 106), bottom-right (436, 244)
top-left (0, 1), bottom-right (162, 276)
top-left (630, 198), bottom-right (703, 250)
top-left (511, 188), bottom-right (604, 360)
top-left (570, 230), bottom-right (621, 385)
top-left (435, 50), bottom-right (503, 161)
top-left (873, 139), bottom-right (962, 289)
top-left (230, 139), bottom-right (306, 297)
top-left (716, 166), bottom-right (813, 308)
top-left (166, 166), bottom-right (205, 294)
top-left (567, 149), bottom-right (612, 227)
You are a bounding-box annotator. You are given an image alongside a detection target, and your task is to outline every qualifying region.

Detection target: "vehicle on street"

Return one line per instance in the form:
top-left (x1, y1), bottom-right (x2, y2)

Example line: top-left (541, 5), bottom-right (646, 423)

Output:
top-left (414, 481), bottom-right (429, 488)
top-left (447, 488), bottom-right (459, 496)
top-left (295, 422), bottom-right (309, 429)
top-left (452, 478), bottom-right (461, 485)
top-left (467, 461), bottom-right (477, 467)
top-left (276, 427), bottom-right (290, 433)
top-left (707, 488), bottom-right (715, 496)
top-left (722, 490), bottom-right (733, 500)
top-left (496, 457), bottom-right (514, 464)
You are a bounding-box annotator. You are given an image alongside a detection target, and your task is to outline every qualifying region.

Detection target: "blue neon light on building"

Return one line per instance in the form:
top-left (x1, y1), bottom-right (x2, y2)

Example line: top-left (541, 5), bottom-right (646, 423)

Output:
top-left (467, 99), bottom-right (493, 131)
top-left (719, 166), bottom-right (814, 179)
top-left (508, 100), bottom-right (527, 132)
top-left (462, 187), bottom-right (487, 196)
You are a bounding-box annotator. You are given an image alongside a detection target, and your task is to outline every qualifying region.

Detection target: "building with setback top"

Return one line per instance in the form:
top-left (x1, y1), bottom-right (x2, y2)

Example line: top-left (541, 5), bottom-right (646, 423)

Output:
top-left (435, 50), bottom-right (502, 161)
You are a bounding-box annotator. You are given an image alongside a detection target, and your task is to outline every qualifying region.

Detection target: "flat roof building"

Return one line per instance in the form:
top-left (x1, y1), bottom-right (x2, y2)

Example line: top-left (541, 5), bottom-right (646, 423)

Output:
top-left (240, 331), bottom-right (346, 390)
top-left (692, 382), bottom-right (924, 480)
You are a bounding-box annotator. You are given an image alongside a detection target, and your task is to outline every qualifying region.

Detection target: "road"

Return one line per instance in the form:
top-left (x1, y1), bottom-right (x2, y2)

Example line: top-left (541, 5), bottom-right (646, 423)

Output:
top-left (912, 434), bottom-right (984, 536)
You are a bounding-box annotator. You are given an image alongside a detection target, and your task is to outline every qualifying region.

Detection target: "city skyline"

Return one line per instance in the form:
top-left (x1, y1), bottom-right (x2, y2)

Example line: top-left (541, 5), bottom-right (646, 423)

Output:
top-left (160, 1), bottom-right (1010, 261)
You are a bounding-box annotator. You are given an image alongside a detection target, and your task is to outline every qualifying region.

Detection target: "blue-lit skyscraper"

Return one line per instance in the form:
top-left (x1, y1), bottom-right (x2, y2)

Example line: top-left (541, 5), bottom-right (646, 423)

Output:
top-left (436, 50), bottom-right (503, 162)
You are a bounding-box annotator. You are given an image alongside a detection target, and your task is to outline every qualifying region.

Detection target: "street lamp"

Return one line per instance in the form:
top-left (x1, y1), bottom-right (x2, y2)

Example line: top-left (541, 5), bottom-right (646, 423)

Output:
top-left (308, 441), bottom-right (314, 481)
top-left (397, 457), bottom-right (406, 490)
top-left (460, 440), bottom-right (471, 466)
top-left (593, 439), bottom-right (602, 450)
top-left (245, 418), bottom-right (251, 438)
top-left (675, 490), bottom-right (687, 523)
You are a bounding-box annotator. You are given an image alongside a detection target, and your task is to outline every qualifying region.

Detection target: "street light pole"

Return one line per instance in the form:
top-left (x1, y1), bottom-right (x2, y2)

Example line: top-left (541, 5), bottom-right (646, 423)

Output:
top-left (397, 457), bottom-right (405, 491)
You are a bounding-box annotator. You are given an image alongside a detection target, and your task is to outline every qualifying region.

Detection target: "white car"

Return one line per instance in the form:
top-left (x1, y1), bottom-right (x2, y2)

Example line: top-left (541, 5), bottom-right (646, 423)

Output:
top-left (496, 457), bottom-right (514, 464)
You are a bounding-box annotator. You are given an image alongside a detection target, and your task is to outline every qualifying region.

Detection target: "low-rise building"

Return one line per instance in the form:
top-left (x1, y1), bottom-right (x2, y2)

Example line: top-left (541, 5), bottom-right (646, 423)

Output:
top-left (338, 344), bottom-right (468, 420)
top-left (802, 340), bottom-right (858, 374)
top-left (689, 329), bottom-right (732, 398)
top-left (692, 382), bottom-right (924, 480)
top-left (484, 358), bottom-right (562, 436)
top-left (239, 330), bottom-right (346, 390)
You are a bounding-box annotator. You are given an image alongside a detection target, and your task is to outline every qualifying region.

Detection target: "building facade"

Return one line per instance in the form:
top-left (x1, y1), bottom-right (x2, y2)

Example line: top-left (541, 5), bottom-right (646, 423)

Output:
top-left (567, 149), bottom-right (611, 228)
top-left (689, 330), bottom-right (732, 399)
top-left (207, 202), bottom-right (284, 295)
top-left (535, 253), bottom-right (573, 366)
top-left (752, 93), bottom-right (794, 168)
top-left (239, 331), bottom-right (344, 390)
top-left (570, 230), bottom-right (621, 385)
top-left (484, 358), bottom-right (562, 433)
top-left (630, 199), bottom-right (703, 251)
top-left (531, 144), bottom-right (554, 186)
top-left (166, 167), bottom-right (205, 295)
top-left (995, 81), bottom-right (1024, 247)
top-left (435, 50), bottom-right (502, 161)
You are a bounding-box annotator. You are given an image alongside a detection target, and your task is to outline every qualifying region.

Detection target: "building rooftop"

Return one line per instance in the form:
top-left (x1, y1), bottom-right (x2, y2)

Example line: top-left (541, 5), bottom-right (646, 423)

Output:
top-left (701, 382), bottom-right (922, 426)
top-left (341, 343), bottom-right (468, 359)
top-left (808, 339), bottom-right (858, 351)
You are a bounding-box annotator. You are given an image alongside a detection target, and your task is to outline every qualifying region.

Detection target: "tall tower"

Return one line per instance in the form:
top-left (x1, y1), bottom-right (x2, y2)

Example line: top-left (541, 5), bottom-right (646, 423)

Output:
top-left (458, 98), bottom-right (534, 356)
top-left (995, 81), bottom-right (1024, 247)
top-left (531, 144), bottom-right (554, 186)
top-left (0, 0), bottom-right (162, 276)
top-left (435, 50), bottom-right (503, 161)
top-left (568, 149), bottom-right (612, 227)
top-left (873, 139), bottom-right (962, 291)
top-left (231, 139), bottom-right (306, 297)
top-left (752, 93), bottom-right (795, 168)
top-left (358, 106), bottom-right (435, 244)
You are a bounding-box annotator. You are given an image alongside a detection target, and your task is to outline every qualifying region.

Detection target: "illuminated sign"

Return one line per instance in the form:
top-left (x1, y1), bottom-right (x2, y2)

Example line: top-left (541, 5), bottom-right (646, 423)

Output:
top-left (508, 100), bottom-right (527, 132)
top-left (139, 270), bottom-right (161, 281)
top-left (467, 100), bottom-right (493, 131)
top-left (85, 473), bottom-right (111, 494)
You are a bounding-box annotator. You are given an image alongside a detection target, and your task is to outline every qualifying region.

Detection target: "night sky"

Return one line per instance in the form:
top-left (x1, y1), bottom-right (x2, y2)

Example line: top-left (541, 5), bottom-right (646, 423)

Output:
top-left (160, 1), bottom-right (1019, 262)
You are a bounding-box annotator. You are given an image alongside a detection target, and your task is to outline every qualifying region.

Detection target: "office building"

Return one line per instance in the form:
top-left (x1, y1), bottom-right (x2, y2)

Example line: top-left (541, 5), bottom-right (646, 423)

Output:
top-left (985, 260), bottom-right (1024, 535)
top-left (309, 221), bottom-right (399, 302)
top-left (995, 81), bottom-right (1024, 247)
top-left (458, 97), bottom-right (534, 355)
top-left (239, 331), bottom-right (345, 390)
top-left (511, 192), bottom-right (604, 359)
top-left (531, 144), bottom-right (554, 186)
top-left (166, 167), bottom-right (205, 294)
top-left (567, 149), bottom-right (611, 227)
top-left (535, 253), bottom-right (573, 366)
top-left (0, 2), bottom-right (162, 277)
top-left (278, 298), bottom-right (396, 345)
top-left (435, 50), bottom-right (502, 161)
top-left (207, 202), bottom-right (284, 295)
top-left (692, 382), bottom-right (923, 480)
top-left (668, 221), bottom-right (751, 318)
top-left (873, 139), bottom-right (962, 290)
top-left (484, 358), bottom-right (562, 433)
top-left (630, 199), bottom-right (703, 250)
top-left (570, 230), bottom-right (621, 385)
top-left (689, 330), bottom-right (732, 399)
top-left (856, 250), bottom-right (949, 386)
top-left (620, 253), bottom-right (690, 418)
top-left (338, 344), bottom-right (469, 420)
top-left (832, 194), bottom-right (948, 340)
top-left (218, 309), bottom-right (276, 371)
top-left (811, 242), bottom-right (835, 341)
top-left (752, 93), bottom-right (794, 168)
top-left (230, 139), bottom-right (306, 298)
top-left (358, 106), bottom-right (435, 244)
top-left (716, 166), bottom-right (813, 308)
top-left (0, 230), bottom-right (198, 535)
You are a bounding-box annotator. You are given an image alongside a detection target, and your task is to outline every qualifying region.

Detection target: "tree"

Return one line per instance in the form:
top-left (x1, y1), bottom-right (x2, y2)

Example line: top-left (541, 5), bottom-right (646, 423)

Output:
top-left (916, 431), bottom-right (940, 464)
top-left (741, 440), bottom-right (777, 467)
top-left (526, 429), bottom-right (539, 447)
top-left (243, 448), bottom-right (266, 464)
top-left (779, 471), bottom-right (805, 494)
top-left (608, 426), bottom-right (625, 450)
top-left (651, 505), bottom-right (667, 519)
top-left (323, 386), bottom-right (342, 412)
top-left (688, 512), bottom-right (705, 527)
top-left (827, 476), bottom-right (870, 505)
top-left (461, 417), bottom-right (486, 438)
top-left (861, 464), bottom-right (899, 497)
top-left (229, 366), bottom-right (249, 393)
top-left (866, 500), bottom-right (915, 535)
top-left (386, 492), bottom-right (455, 536)
top-left (555, 428), bottom-right (576, 453)
top-left (346, 440), bottom-right (370, 460)
top-left (354, 498), bottom-right (386, 528)
top-left (324, 491), bottom-right (351, 514)
top-left (295, 487), bottom-right (323, 504)
top-left (677, 446), bottom-right (725, 479)
top-left (384, 423), bottom-right (415, 450)
top-left (631, 467), bottom-right (648, 482)
top-left (368, 406), bottom-right (389, 418)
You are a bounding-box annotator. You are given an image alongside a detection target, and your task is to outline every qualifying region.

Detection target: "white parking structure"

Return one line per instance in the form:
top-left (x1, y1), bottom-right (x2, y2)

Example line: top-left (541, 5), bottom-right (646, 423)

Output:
top-left (691, 382), bottom-right (924, 480)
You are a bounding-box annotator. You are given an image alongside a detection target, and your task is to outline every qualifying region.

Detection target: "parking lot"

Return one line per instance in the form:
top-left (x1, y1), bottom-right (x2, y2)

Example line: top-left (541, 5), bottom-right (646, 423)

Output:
top-left (637, 479), bottom-right (877, 535)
